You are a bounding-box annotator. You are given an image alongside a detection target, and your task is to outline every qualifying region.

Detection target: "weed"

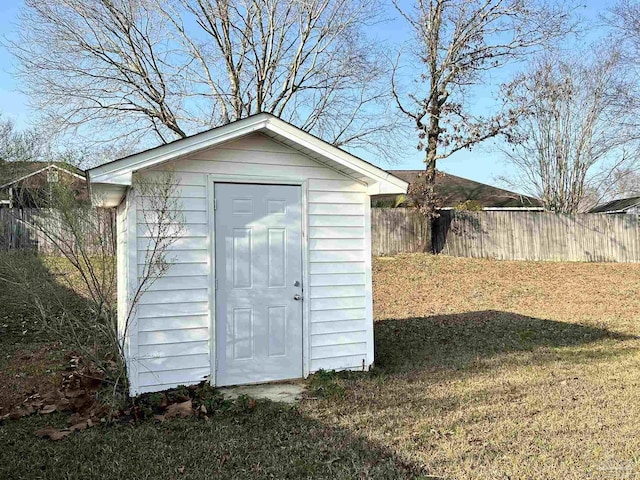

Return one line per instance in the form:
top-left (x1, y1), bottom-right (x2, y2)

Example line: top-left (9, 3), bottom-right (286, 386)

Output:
top-left (308, 370), bottom-right (346, 399)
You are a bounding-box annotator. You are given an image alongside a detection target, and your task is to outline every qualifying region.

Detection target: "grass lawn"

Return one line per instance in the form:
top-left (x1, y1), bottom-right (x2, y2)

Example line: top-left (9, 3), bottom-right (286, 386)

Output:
top-left (2, 253), bottom-right (640, 479)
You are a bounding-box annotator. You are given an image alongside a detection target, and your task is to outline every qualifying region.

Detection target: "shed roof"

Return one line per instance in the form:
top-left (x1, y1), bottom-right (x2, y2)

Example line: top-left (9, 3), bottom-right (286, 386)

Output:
top-left (589, 196), bottom-right (640, 213)
top-left (377, 170), bottom-right (543, 209)
top-left (87, 113), bottom-right (408, 206)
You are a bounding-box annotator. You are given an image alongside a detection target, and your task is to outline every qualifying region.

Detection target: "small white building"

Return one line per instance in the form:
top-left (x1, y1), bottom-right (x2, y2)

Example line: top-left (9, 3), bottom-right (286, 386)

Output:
top-left (88, 113), bottom-right (407, 395)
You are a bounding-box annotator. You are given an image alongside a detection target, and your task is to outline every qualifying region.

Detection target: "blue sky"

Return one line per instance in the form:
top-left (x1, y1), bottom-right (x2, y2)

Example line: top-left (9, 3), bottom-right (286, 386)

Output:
top-left (0, 2), bottom-right (27, 127)
top-left (0, 0), bottom-right (613, 191)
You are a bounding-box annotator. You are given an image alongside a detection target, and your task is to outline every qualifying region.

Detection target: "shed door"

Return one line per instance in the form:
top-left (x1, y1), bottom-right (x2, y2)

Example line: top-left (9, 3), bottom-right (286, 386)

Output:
top-left (214, 183), bottom-right (303, 386)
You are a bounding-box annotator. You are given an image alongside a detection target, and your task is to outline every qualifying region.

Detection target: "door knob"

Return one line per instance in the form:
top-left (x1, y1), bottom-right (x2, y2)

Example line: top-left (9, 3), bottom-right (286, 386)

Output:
top-left (293, 294), bottom-right (302, 301)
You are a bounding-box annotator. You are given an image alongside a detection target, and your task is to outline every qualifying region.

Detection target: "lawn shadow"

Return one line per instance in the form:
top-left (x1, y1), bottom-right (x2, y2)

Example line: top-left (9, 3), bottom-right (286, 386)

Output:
top-left (0, 401), bottom-right (439, 479)
top-left (0, 251), bottom-right (94, 412)
top-left (374, 310), bottom-right (636, 374)
top-left (0, 250), bottom-right (92, 346)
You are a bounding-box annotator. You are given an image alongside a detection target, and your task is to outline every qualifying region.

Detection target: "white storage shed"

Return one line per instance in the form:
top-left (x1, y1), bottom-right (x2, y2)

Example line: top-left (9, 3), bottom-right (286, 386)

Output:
top-left (88, 113), bottom-right (408, 395)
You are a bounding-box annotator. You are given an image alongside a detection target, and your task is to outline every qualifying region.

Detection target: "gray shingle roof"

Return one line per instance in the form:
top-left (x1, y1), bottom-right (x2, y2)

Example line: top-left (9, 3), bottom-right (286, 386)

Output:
top-left (589, 196), bottom-right (640, 213)
top-left (377, 170), bottom-right (542, 208)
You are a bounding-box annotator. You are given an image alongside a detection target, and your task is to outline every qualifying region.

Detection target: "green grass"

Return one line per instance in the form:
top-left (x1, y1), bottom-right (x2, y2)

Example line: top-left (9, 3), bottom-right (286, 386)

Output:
top-left (0, 405), bottom-right (424, 479)
top-left (2, 253), bottom-right (640, 479)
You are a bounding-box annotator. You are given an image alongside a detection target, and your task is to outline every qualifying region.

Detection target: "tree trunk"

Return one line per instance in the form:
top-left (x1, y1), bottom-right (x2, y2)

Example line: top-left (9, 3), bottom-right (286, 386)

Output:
top-left (417, 101), bottom-right (440, 217)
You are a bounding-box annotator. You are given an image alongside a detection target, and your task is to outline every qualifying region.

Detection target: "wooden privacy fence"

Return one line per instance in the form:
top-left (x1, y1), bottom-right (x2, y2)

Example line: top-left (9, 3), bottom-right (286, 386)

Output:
top-left (371, 208), bottom-right (431, 255)
top-left (6, 206), bottom-right (639, 262)
top-left (0, 208), bottom-right (115, 254)
top-left (371, 208), bottom-right (640, 262)
top-left (433, 210), bottom-right (640, 262)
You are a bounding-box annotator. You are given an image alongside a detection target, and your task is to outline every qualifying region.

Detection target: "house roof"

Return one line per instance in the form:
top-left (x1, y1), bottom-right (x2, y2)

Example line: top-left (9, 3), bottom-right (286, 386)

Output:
top-left (381, 170), bottom-right (543, 209)
top-left (87, 113), bottom-right (409, 207)
top-left (589, 196), bottom-right (640, 213)
top-left (0, 163), bottom-right (85, 190)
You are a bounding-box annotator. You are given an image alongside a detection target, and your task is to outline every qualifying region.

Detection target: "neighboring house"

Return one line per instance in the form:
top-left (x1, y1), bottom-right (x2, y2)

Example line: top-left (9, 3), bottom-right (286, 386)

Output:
top-left (589, 196), bottom-right (640, 215)
top-left (373, 169), bottom-right (543, 210)
top-left (0, 162), bottom-right (87, 208)
top-left (87, 113), bottom-right (408, 396)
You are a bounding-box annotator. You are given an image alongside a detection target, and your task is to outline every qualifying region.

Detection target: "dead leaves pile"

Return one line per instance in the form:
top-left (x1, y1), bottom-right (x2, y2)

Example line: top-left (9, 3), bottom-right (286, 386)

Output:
top-left (1, 354), bottom-right (109, 441)
top-left (153, 399), bottom-right (199, 422)
top-left (1, 357), bottom-right (253, 441)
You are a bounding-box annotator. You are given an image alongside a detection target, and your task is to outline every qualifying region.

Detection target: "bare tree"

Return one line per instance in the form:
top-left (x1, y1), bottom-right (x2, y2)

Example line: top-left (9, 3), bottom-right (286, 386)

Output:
top-left (0, 171), bottom-right (183, 399)
top-left (608, 168), bottom-right (640, 199)
top-left (499, 48), bottom-right (639, 213)
top-left (606, 0), bottom-right (640, 59)
top-left (0, 114), bottom-right (44, 163)
top-left (391, 0), bottom-right (577, 215)
top-left (9, 0), bottom-right (400, 159)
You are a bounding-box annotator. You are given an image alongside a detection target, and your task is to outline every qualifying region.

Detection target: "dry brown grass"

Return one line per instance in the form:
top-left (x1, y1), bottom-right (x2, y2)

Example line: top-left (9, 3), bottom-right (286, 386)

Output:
top-left (3, 253), bottom-right (640, 479)
top-left (301, 254), bottom-right (640, 479)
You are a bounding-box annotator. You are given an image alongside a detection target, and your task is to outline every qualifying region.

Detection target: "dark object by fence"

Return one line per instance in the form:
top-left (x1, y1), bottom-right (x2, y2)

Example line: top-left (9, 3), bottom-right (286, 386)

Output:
top-left (371, 208), bottom-right (431, 256)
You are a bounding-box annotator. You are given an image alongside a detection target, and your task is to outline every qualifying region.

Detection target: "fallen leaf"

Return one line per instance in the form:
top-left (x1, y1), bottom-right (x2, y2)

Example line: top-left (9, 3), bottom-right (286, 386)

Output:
top-left (165, 400), bottom-right (194, 419)
top-left (26, 400), bottom-right (44, 410)
top-left (69, 394), bottom-right (91, 411)
top-left (68, 413), bottom-right (86, 425)
top-left (35, 427), bottom-right (55, 437)
top-left (43, 392), bottom-right (59, 403)
top-left (9, 408), bottom-right (29, 420)
top-left (65, 389), bottom-right (86, 399)
top-left (41, 405), bottom-right (57, 415)
top-left (79, 375), bottom-right (102, 390)
top-left (35, 427), bottom-right (72, 441)
top-left (70, 421), bottom-right (88, 432)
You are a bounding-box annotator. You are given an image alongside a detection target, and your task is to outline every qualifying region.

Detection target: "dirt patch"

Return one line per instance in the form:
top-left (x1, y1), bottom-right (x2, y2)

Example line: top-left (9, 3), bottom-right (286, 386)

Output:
top-left (0, 342), bottom-right (68, 415)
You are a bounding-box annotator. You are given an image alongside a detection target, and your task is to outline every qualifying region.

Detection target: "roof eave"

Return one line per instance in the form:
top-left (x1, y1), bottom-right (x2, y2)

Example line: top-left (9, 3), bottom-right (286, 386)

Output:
top-left (87, 114), bottom-right (409, 205)
top-left (88, 115), bottom-right (271, 184)
top-left (261, 121), bottom-right (408, 195)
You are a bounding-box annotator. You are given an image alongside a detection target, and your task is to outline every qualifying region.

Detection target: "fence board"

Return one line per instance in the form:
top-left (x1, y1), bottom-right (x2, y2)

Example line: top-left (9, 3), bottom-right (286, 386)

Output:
top-left (431, 210), bottom-right (640, 262)
top-left (0, 208), bottom-right (115, 254)
top-left (371, 209), bottom-right (640, 262)
top-left (371, 208), bottom-right (431, 256)
top-left (8, 206), bottom-right (638, 262)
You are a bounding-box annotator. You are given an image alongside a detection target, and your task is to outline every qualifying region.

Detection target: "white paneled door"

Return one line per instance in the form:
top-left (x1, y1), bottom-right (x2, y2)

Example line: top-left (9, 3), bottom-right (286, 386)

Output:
top-left (214, 183), bottom-right (303, 386)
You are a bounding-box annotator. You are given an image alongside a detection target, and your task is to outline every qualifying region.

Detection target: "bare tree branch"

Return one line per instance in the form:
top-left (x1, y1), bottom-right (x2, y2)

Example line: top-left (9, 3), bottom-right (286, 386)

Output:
top-left (1, 170), bottom-right (184, 398)
top-left (499, 47), bottom-right (640, 213)
top-left (392, 0), bottom-right (579, 215)
top-left (9, 0), bottom-right (403, 162)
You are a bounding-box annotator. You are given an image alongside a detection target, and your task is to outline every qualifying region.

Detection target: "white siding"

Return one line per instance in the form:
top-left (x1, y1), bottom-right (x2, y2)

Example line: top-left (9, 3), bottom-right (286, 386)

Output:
top-left (307, 176), bottom-right (370, 372)
top-left (129, 133), bottom-right (373, 394)
top-left (116, 199), bottom-right (128, 342)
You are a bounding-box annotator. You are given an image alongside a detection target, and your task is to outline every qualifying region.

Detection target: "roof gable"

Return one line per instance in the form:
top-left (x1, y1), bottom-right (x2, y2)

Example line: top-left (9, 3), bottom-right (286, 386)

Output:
top-left (0, 163), bottom-right (85, 190)
top-left (88, 113), bottom-right (407, 206)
